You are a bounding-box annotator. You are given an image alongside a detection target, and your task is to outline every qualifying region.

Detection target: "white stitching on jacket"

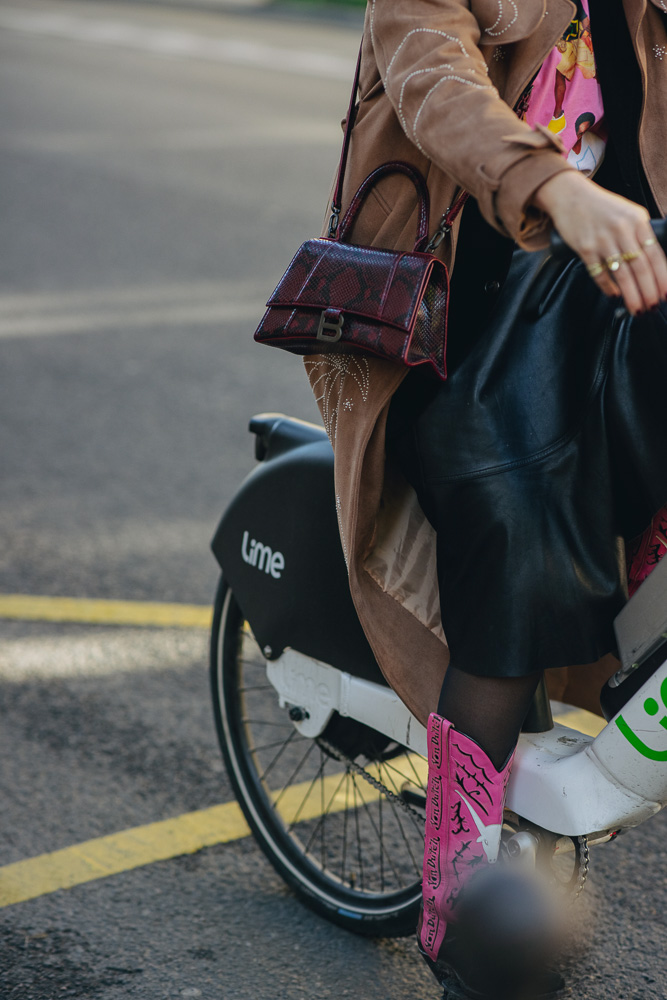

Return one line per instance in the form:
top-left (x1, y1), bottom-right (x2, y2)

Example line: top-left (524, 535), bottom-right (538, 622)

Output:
top-left (412, 75), bottom-right (495, 152)
top-left (484, 0), bottom-right (519, 38)
top-left (397, 64), bottom-right (455, 146)
top-left (386, 28), bottom-right (469, 82)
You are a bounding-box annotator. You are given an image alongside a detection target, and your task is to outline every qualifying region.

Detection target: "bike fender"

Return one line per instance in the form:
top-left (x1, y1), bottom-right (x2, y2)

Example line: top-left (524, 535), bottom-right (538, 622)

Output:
top-left (210, 435), bottom-right (386, 686)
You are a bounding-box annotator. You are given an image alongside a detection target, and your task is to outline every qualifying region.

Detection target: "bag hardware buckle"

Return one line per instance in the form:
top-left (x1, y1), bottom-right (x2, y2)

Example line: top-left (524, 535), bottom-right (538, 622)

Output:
top-left (316, 310), bottom-right (345, 343)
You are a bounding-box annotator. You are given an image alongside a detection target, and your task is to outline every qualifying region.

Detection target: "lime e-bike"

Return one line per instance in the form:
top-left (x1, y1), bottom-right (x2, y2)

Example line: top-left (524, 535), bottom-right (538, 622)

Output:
top-left (209, 226), bottom-right (667, 940)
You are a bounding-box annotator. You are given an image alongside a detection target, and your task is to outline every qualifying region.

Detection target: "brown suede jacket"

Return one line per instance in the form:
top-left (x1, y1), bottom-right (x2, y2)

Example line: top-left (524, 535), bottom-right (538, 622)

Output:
top-left (306, 0), bottom-right (667, 725)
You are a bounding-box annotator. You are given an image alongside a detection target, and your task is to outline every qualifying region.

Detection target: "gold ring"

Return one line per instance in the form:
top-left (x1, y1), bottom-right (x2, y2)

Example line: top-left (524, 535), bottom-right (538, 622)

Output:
top-left (587, 261), bottom-right (606, 278)
top-left (621, 249), bottom-right (643, 263)
top-left (605, 253), bottom-right (624, 272)
top-left (642, 236), bottom-right (658, 249)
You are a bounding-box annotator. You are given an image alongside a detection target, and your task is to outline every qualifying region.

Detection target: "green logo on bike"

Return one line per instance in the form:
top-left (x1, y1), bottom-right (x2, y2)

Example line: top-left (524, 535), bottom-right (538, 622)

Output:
top-left (616, 675), bottom-right (667, 761)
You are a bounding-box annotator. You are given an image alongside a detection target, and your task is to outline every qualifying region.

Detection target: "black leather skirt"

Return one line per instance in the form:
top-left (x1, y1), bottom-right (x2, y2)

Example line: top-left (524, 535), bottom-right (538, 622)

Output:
top-left (387, 234), bottom-right (667, 678)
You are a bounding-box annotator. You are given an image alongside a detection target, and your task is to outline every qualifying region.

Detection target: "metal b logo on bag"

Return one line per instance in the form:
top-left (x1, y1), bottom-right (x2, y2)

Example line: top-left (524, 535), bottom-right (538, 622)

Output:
top-left (316, 309), bottom-right (345, 343)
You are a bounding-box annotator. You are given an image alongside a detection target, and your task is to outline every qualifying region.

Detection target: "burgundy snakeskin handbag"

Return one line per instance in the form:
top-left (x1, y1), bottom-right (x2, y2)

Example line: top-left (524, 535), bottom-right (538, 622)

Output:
top-left (253, 46), bottom-right (466, 382)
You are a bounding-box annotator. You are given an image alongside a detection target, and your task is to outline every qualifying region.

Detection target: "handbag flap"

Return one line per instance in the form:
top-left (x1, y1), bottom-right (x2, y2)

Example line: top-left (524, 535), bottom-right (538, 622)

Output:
top-left (266, 238), bottom-right (445, 333)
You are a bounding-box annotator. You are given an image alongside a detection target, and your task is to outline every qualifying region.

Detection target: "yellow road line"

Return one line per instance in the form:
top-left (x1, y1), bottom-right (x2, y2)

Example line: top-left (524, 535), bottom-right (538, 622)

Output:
top-left (1, 714), bottom-right (611, 911)
top-left (0, 596), bottom-right (614, 738)
top-left (0, 589), bottom-right (605, 914)
top-left (553, 708), bottom-right (606, 738)
top-left (0, 801), bottom-right (250, 909)
top-left (0, 594), bottom-right (211, 629)
top-left (0, 756), bottom-right (424, 910)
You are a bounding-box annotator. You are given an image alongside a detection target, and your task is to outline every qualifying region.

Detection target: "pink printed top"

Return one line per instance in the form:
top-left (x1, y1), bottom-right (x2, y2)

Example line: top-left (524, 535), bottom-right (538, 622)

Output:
top-left (523, 0), bottom-right (607, 176)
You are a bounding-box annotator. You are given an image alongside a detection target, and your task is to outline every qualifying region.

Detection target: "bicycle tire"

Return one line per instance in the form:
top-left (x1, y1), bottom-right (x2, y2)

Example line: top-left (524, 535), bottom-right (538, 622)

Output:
top-left (209, 575), bottom-right (424, 937)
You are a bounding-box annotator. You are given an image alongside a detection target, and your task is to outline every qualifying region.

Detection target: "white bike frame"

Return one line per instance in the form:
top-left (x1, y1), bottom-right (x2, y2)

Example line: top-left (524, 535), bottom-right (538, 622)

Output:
top-left (266, 551), bottom-right (667, 841)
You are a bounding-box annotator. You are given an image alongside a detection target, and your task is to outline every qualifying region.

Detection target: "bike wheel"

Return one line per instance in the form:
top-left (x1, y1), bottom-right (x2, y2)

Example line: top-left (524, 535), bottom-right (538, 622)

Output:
top-left (209, 576), bottom-right (425, 937)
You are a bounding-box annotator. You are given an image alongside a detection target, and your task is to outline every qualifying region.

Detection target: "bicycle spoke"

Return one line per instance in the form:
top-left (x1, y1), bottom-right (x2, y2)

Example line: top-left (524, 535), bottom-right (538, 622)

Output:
top-left (238, 655), bottom-right (266, 670)
top-left (351, 772), bottom-right (405, 888)
top-left (404, 753), bottom-right (427, 792)
top-left (377, 761), bottom-right (423, 875)
top-left (377, 760), bottom-right (426, 840)
top-left (242, 719), bottom-right (292, 728)
top-left (320, 749), bottom-right (326, 870)
top-left (284, 752), bottom-right (329, 834)
top-left (383, 755), bottom-right (426, 794)
top-left (219, 594), bottom-right (425, 915)
top-left (341, 774), bottom-right (350, 885)
top-left (352, 775), bottom-right (365, 892)
top-left (379, 777), bottom-right (384, 891)
top-left (247, 735), bottom-right (306, 755)
top-left (271, 739), bottom-right (319, 814)
top-left (297, 767), bottom-right (349, 857)
top-left (254, 728), bottom-right (300, 784)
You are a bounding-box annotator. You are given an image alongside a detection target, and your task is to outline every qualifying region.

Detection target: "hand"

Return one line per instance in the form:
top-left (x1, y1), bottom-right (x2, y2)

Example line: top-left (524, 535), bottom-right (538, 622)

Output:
top-left (533, 170), bottom-right (667, 315)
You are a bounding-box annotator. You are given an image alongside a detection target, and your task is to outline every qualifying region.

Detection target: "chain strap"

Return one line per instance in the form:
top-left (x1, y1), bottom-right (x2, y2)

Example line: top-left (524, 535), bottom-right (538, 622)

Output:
top-left (424, 215), bottom-right (452, 253)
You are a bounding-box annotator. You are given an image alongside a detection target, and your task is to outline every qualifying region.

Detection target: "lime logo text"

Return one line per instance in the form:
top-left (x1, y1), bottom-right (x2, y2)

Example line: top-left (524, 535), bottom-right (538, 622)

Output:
top-left (241, 531), bottom-right (285, 580)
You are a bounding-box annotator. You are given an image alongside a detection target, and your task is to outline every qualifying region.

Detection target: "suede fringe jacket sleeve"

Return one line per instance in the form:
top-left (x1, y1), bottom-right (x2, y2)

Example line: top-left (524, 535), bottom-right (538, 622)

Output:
top-left (367, 0), bottom-right (576, 246)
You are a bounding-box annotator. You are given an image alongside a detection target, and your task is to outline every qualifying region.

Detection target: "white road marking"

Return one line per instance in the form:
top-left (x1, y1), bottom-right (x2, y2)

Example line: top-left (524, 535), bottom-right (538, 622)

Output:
top-left (0, 279), bottom-right (271, 338)
top-left (0, 301), bottom-right (262, 338)
top-left (0, 628), bottom-right (207, 681)
top-left (3, 121), bottom-right (341, 154)
top-left (0, 8), bottom-right (355, 79)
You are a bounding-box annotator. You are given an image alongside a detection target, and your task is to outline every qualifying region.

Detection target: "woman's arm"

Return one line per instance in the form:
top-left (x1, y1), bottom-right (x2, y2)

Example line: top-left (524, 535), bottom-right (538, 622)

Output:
top-left (370, 0), bottom-right (573, 246)
top-left (534, 172), bottom-right (667, 315)
top-left (370, 0), bottom-right (667, 313)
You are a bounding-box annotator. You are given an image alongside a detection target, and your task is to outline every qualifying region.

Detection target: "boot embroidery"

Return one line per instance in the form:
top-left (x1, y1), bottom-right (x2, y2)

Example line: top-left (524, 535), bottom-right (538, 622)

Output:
top-left (430, 724), bottom-right (443, 769)
top-left (453, 746), bottom-right (494, 808)
top-left (429, 774), bottom-right (443, 830)
top-left (455, 790), bottom-right (503, 863)
top-left (453, 768), bottom-right (491, 816)
top-left (425, 836), bottom-right (442, 889)
top-left (458, 757), bottom-right (493, 796)
top-left (423, 894), bottom-right (441, 951)
top-left (451, 841), bottom-right (473, 882)
top-left (450, 801), bottom-right (470, 836)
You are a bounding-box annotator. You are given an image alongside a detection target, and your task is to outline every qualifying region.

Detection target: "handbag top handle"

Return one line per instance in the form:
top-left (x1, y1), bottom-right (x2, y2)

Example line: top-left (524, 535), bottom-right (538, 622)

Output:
top-left (337, 161), bottom-right (432, 252)
top-left (326, 40), bottom-right (468, 248)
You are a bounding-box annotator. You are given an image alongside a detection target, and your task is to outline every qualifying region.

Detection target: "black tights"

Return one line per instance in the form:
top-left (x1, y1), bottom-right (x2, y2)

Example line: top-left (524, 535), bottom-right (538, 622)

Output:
top-left (437, 665), bottom-right (543, 771)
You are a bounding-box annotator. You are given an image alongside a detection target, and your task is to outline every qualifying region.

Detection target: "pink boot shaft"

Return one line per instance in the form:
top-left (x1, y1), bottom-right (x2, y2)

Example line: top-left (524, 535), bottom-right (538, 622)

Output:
top-left (420, 713), bottom-right (515, 962)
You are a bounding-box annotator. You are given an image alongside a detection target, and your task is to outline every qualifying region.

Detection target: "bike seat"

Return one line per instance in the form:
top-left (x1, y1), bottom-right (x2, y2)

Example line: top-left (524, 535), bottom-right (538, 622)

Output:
top-left (249, 413), bottom-right (328, 462)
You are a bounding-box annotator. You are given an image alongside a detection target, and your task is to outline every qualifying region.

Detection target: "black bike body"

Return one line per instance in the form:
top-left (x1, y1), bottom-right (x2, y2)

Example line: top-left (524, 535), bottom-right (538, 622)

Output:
top-left (211, 413), bottom-right (383, 685)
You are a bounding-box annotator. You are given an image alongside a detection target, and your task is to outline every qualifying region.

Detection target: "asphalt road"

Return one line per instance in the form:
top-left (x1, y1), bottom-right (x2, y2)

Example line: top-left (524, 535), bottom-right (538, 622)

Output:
top-left (1, 2), bottom-right (666, 998)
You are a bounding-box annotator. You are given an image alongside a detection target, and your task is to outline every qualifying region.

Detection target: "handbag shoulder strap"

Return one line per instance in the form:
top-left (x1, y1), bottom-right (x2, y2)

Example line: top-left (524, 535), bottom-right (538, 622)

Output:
top-left (327, 41), bottom-right (364, 238)
top-left (326, 39), bottom-right (468, 244)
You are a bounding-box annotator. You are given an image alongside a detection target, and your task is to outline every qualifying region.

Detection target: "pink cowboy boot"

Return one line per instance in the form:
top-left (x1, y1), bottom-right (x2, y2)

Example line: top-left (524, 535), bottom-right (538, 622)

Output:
top-left (418, 713), bottom-right (564, 998)
top-left (419, 712), bottom-right (514, 967)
